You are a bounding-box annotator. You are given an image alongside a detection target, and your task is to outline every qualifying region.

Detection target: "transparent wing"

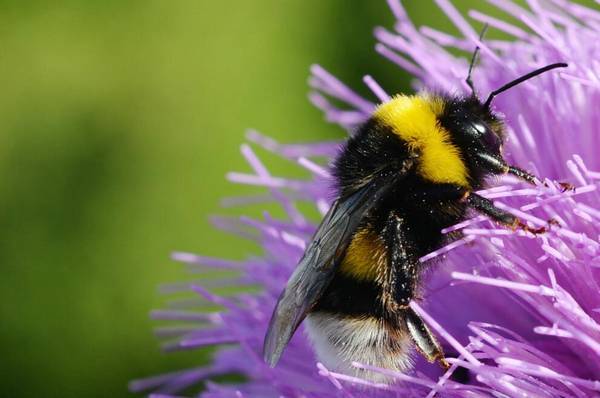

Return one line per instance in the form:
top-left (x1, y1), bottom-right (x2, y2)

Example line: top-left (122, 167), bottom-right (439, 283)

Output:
top-left (263, 171), bottom-right (401, 366)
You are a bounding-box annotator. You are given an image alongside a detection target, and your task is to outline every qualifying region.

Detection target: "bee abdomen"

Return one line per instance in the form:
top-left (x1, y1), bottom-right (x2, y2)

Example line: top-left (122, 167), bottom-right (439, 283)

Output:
top-left (305, 312), bottom-right (413, 383)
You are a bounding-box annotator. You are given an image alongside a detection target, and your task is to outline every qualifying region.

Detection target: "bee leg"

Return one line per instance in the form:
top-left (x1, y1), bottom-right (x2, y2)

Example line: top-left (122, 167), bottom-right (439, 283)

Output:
top-left (384, 213), bottom-right (418, 307)
top-left (507, 165), bottom-right (574, 192)
top-left (384, 214), bottom-right (449, 370)
top-left (506, 165), bottom-right (538, 185)
top-left (476, 155), bottom-right (570, 190)
top-left (405, 307), bottom-right (450, 370)
top-left (465, 192), bottom-right (556, 234)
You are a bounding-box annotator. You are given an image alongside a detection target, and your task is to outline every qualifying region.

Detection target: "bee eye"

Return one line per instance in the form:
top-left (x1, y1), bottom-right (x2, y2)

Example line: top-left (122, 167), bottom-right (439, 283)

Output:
top-left (482, 128), bottom-right (501, 152)
top-left (468, 121), bottom-right (501, 153)
top-left (464, 121), bottom-right (488, 139)
top-left (473, 123), bottom-right (486, 135)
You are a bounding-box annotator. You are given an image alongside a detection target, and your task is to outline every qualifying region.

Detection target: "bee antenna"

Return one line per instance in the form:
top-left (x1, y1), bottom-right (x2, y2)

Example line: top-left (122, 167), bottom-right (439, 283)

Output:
top-left (465, 23), bottom-right (489, 96)
top-left (483, 62), bottom-right (568, 109)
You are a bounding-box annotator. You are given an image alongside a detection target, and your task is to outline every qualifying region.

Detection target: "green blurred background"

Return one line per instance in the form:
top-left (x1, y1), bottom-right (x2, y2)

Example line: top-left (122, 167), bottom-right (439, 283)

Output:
top-left (2, 1), bottom-right (592, 397)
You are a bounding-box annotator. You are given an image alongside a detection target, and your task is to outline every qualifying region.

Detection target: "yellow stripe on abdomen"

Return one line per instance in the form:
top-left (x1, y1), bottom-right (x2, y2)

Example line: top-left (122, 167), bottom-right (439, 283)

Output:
top-left (373, 95), bottom-right (469, 187)
top-left (339, 228), bottom-right (387, 281)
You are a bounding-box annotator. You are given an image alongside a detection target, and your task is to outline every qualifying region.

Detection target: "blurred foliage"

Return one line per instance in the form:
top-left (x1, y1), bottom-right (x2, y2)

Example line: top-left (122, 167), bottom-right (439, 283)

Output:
top-left (1, 1), bottom-right (593, 397)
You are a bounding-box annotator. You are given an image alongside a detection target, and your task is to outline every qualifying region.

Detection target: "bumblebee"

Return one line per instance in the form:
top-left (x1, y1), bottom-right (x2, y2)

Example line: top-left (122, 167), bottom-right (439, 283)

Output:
top-left (263, 43), bottom-right (568, 381)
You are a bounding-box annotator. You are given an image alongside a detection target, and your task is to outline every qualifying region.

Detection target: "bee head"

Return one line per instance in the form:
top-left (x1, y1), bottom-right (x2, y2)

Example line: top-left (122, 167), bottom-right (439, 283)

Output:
top-left (445, 54), bottom-right (567, 184)
top-left (447, 96), bottom-right (504, 149)
top-left (438, 96), bottom-right (508, 180)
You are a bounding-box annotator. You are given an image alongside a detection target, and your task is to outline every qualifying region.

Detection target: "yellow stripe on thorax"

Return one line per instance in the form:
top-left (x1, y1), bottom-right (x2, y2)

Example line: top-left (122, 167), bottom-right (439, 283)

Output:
top-left (339, 228), bottom-right (386, 281)
top-left (373, 95), bottom-right (469, 187)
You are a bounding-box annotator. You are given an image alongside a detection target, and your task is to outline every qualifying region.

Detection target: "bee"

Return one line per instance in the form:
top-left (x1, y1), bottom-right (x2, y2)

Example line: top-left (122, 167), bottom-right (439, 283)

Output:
top-left (263, 39), bottom-right (569, 382)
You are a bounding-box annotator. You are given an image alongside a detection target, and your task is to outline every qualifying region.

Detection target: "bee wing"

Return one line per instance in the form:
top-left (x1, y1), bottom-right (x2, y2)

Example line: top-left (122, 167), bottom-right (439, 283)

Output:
top-left (263, 171), bottom-right (400, 367)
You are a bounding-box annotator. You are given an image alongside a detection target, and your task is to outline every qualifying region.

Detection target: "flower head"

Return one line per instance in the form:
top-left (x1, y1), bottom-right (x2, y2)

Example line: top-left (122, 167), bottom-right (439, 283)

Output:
top-left (131, 1), bottom-right (600, 397)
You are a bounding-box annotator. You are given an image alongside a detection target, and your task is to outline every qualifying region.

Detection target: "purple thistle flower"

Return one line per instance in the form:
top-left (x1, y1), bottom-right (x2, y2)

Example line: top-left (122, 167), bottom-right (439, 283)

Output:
top-left (131, 1), bottom-right (600, 397)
